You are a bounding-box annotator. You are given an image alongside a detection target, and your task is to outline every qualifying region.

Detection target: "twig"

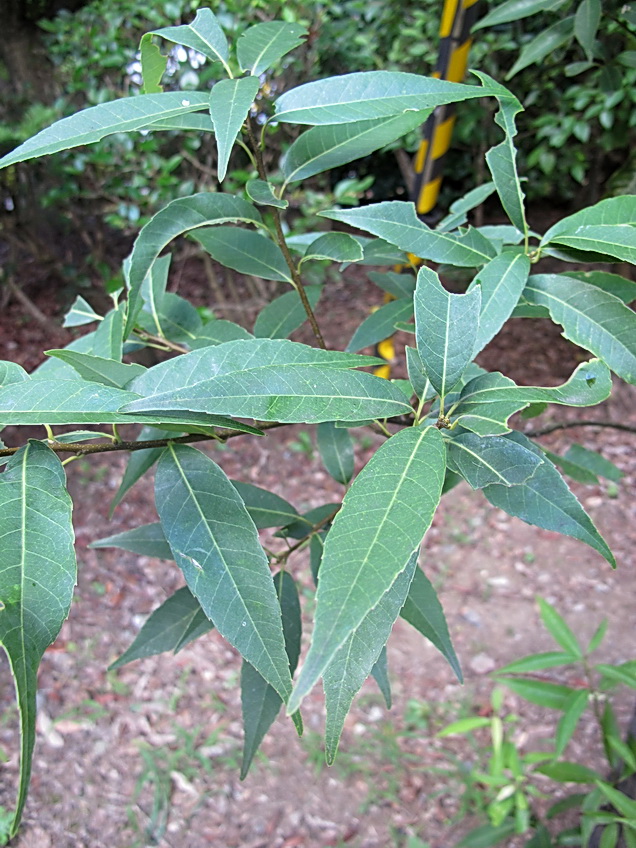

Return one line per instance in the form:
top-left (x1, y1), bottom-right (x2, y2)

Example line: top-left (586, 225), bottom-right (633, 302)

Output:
top-left (245, 116), bottom-right (326, 349)
top-left (273, 506), bottom-right (341, 562)
top-left (134, 330), bottom-right (189, 354)
top-left (524, 420), bottom-right (636, 437)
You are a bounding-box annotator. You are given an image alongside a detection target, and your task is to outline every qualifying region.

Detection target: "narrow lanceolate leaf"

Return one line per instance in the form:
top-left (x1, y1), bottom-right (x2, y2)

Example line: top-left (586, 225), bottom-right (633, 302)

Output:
top-left (371, 647), bottom-right (391, 708)
top-left (0, 361), bottom-right (29, 388)
top-left (400, 566), bottom-right (462, 681)
top-left (568, 271), bottom-right (636, 305)
top-left (415, 265), bottom-right (481, 398)
top-left (253, 286), bottom-right (322, 339)
top-left (482, 432), bottom-right (615, 567)
top-left (237, 21), bottom-right (307, 76)
top-left (288, 426), bottom-right (446, 714)
top-left (537, 597), bottom-right (582, 657)
top-left (0, 92), bottom-right (211, 169)
top-left (90, 522), bottom-right (173, 560)
top-left (300, 233), bottom-right (363, 264)
top-left (322, 202), bottom-right (497, 267)
top-left (523, 275), bottom-right (636, 384)
top-left (323, 551), bottom-right (418, 763)
top-left (446, 431), bottom-right (543, 489)
top-left (240, 571), bottom-right (302, 779)
top-left (317, 422), bottom-right (354, 485)
top-left (230, 481), bottom-right (299, 529)
top-left (139, 33), bottom-right (167, 94)
top-left (127, 195), bottom-right (262, 335)
top-left (272, 71), bottom-right (507, 125)
top-left (209, 77), bottom-right (260, 182)
top-left (474, 0), bottom-right (568, 29)
top-left (155, 444), bottom-right (293, 702)
top-left (406, 347), bottom-right (434, 402)
top-left (347, 299), bottom-right (414, 353)
top-left (547, 225), bottom-right (636, 265)
top-left (62, 295), bottom-right (101, 328)
top-left (475, 71), bottom-right (527, 236)
top-left (507, 16), bottom-right (575, 78)
top-left (110, 426), bottom-right (173, 514)
top-left (436, 182), bottom-right (497, 231)
top-left (565, 443), bottom-right (623, 483)
top-left (92, 306), bottom-right (125, 361)
top-left (368, 270), bottom-right (416, 300)
top-left (469, 252), bottom-right (531, 356)
top-left (150, 9), bottom-right (230, 73)
top-left (191, 226), bottom-right (292, 282)
top-left (281, 111), bottom-right (431, 186)
top-left (44, 351), bottom-right (146, 388)
top-left (110, 587), bottom-right (212, 669)
top-left (143, 112), bottom-right (215, 132)
top-left (0, 441), bottom-right (76, 836)
top-left (0, 379), bottom-right (138, 425)
top-left (574, 0), bottom-right (601, 58)
top-left (189, 319), bottom-right (253, 347)
top-left (245, 179), bottom-right (288, 209)
top-left (542, 197), bottom-right (636, 243)
top-left (453, 359), bottom-right (612, 435)
top-left (124, 364), bottom-right (411, 423)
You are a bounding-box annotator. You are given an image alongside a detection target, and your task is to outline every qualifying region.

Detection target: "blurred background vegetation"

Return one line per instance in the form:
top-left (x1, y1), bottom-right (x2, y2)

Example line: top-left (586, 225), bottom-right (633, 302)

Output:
top-left (0, 0), bottom-right (634, 308)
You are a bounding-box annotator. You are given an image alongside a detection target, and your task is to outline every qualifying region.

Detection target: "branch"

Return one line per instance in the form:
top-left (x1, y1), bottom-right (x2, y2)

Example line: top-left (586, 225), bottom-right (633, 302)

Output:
top-left (524, 419), bottom-right (636, 437)
top-left (0, 422), bottom-right (287, 459)
top-left (245, 116), bottom-right (327, 349)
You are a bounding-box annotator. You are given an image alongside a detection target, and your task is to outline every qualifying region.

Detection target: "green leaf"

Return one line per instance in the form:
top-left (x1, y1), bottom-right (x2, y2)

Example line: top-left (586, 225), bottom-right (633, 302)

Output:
top-left (536, 761), bottom-right (602, 783)
top-left (406, 347), bottom-right (434, 402)
top-left (0, 361), bottom-right (29, 389)
top-left (245, 179), bottom-right (288, 209)
top-left (110, 426), bottom-right (173, 514)
top-left (556, 690), bottom-right (589, 756)
top-left (446, 431), bottom-right (542, 489)
top-left (371, 646), bottom-right (392, 708)
top-left (90, 522), bottom-right (173, 560)
top-left (138, 253), bottom-right (171, 337)
top-left (595, 782), bottom-right (636, 820)
top-left (358, 237), bottom-right (407, 266)
top-left (574, 0), bottom-right (601, 58)
top-left (548, 225), bottom-right (636, 265)
top-left (523, 275), bottom-right (636, 384)
top-left (122, 339), bottom-right (409, 424)
top-left (240, 571), bottom-right (302, 778)
top-left (93, 306), bottom-right (124, 360)
top-left (475, 71), bottom-right (527, 235)
top-left (453, 359), bottom-right (613, 435)
top-left (273, 70), bottom-right (508, 125)
top-left (543, 197), bottom-right (636, 243)
top-left (596, 662), bottom-right (636, 689)
top-left (288, 426), bottom-right (446, 713)
top-left (110, 587), bottom-right (212, 669)
top-left (192, 226), bottom-right (292, 282)
top-left (237, 21), bottom-right (306, 75)
top-left (474, 0), bottom-right (567, 29)
top-left (155, 444), bottom-right (292, 702)
top-left (62, 295), bottom-right (101, 328)
top-left (564, 444), bottom-right (623, 482)
top-left (346, 299), bottom-right (414, 353)
top-left (455, 821), bottom-right (517, 848)
top-left (317, 421), bottom-right (354, 485)
top-left (482, 432), bottom-right (615, 567)
top-left (567, 271), bottom-right (636, 305)
top-left (189, 319), bottom-right (253, 348)
top-left (44, 351), bottom-right (146, 388)
top-left (542, 448), bottom-right (598, 484)
top-left (437, 182), bottom-right (497, 231)
top-left (0, 442), bottom-right (76, 836)
top-left (150, 9), bottom-right (230, 73)
top-left (368, 270), bottom-right (416, 300)
top-left (209, 77), bottom-right (260, 182)
top-left (143, 112), bottom-right (215, 132)
top-left (253, 286), bottom-right (322, 339)
top-left (500, 677), bottom-right (575, 710)
top-left (139, 33), bottom-right (167, 94)
top-left (437, 717), bottom-right (492, 736)
top-left (300, 233), bottom-right (363, 265)
top-left (507, 17), bottom-right (575, 78)
top-left (230, 480), bottom-right (299, 529)
top-left (281, 111), bottom-right (431, 186)
top-left (497, 651), bottom-right (577, 674)
top-left (323, 550), bottom-right (418, 762)
top-left (322, 202), bottom-right (497, 267)
top-left (0, 92), bottom-right (211, 169)
top-left (127, 195), bottom-right (262, 334)
top-left (0, 379), bottom-right (138, 425)
top-left (400, 565), bottom-right (462, 681)
top-left (415, 265), bottom-right (481, 397)
top-left (277, 503), bottom-right (339, 540)
top-left (469, 253), bottom-right (531, 355)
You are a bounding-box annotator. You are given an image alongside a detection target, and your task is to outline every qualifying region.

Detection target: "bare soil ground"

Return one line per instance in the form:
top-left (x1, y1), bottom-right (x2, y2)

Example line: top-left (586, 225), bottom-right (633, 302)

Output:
top-left (0, 262), bottom-right (634, 848)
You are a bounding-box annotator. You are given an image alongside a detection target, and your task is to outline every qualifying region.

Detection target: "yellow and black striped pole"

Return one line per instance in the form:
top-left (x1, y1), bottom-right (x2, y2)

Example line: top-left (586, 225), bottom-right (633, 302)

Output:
top-left (412, 0), bottom-right (481, 217)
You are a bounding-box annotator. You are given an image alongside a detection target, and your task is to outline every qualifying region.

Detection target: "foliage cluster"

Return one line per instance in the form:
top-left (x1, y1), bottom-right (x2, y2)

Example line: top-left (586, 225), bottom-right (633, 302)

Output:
top-left (0, 7), bottom-right (635, 844)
